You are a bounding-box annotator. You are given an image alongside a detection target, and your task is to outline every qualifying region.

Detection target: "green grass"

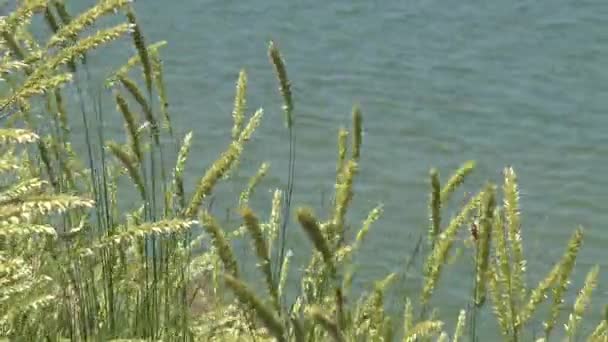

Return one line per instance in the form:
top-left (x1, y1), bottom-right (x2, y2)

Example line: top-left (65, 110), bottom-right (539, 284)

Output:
top-left (1, 1), bottom-right (606, 341)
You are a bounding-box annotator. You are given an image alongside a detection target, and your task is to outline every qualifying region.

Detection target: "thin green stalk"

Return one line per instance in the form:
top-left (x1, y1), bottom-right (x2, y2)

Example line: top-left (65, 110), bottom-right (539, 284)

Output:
top-left (269, 41), bottom-right (296, 290)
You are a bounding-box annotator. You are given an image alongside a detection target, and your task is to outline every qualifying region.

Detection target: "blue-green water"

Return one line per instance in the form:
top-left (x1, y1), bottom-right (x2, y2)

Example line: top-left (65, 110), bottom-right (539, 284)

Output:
top-left (60, 0), bottom-right (608, 338)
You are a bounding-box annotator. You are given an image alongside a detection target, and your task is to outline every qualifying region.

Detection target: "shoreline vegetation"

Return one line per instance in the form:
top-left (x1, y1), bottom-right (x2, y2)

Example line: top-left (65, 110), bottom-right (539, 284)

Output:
top-left (0, 1), bottom-right (606, 341)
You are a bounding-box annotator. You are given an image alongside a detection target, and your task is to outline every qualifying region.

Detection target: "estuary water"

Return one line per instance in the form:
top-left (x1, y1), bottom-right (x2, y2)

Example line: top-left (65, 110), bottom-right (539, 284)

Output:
top-left (57, 0), bottom-right (608, 338)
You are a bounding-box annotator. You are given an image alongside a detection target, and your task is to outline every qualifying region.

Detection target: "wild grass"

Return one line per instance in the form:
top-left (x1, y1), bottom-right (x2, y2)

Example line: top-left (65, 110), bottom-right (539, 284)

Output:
top-left (1, 1), bottom-right (607, 341)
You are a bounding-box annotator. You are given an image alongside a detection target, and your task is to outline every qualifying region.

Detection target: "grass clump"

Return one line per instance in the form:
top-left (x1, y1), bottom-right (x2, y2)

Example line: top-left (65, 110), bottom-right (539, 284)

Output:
top-left (0, 2), bottom-right (605, 341)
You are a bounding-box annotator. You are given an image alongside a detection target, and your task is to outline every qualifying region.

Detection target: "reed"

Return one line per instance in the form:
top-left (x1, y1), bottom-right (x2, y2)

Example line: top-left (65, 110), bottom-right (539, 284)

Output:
top-left (0, 2), bottom-right (603, 341)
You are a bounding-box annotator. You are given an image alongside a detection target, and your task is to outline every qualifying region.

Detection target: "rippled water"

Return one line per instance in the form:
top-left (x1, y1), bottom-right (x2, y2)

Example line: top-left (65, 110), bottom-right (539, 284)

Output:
top-left (58, 0), bottom-right (608, 338)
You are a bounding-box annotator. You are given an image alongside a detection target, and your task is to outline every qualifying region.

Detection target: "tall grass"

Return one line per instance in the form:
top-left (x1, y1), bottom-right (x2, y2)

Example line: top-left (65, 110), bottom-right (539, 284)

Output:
top-left (1, 2), bottom-right (606, 341)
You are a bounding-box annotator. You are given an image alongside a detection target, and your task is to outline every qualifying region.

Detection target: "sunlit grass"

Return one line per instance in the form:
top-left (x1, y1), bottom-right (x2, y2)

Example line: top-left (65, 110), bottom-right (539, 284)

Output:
top-left (0, 2), bottom-right (605, 341)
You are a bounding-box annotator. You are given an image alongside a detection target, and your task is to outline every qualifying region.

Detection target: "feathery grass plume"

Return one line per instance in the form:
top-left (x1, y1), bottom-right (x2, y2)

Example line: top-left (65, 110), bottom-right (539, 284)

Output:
top-left (239, 162), bottom-right (269, 207)
top-left (487, 272), bottom-right (513, 340)
top-left (565, 265), bottom-right (599, 341)
top-left (363, 272), bottom-right (397, 337)
top-left (107, 141), bottom-right (146, 200)
top-left (440, 160), bottom-right (475, 204)
top-left (0, 256), bottom-right (58, 339)
top-left (297, 207), bottom-right (335, 275)
top-left (0, 194), bottom-right (94, 223)
top-left (45, 23), bottom-right (132, 72)
top-left (241, 207), bottom-right (277, 307)
top-left (277, 249), bottom-right (292, 301)
top-left (515, 229), bottom-right (581, 328)
top-left (421, 190), bottom-right (483, 305)
top-left (337, 128), bottom-right (348, 175)
top-left (475, 184), bottom-right (495, 306)
top-left (489, 205), bottom-right (515, 335)
top-left (125, 7), bottom-right (152, 94)
top-left (172, 132), bottom-right (192, 209)
top-left (107, 41), bottom-right (167, 86)
top-left (236, 108), bottom-right (263, 143)
top-left (223, 274), bottom-right (286, 341)
top-left (589, 319), bottom-right (607, 341)
top-left (268, 40), bottom-right (293, 128)
top-left (0, 223), bottom-right (57, 237)
top-left (0, 154), bottom-right (21, 173)
top-left (351, 105), bottom-right (362, 160)
top-left (185, 108), bottom-right (262, 218)
top-left (0, 128), bottom-right (39, 145)
top-left (403, 297), bottom-right (414, 336)
top-left (47, 0), bottom-right (132, 47)
top-left (334, 244), bottom-right (354, 266)
top-left (351, 204), bottom-right (383, 254)
top-left (0, 2), bottom-right (42, 60)
top-left (0, 178), bottom-right (46, 204)
top-left (0, 0), bottom-right (46, 33)
top-left (232, 69), bottom-right (247, 140)
top-left (267, 189), bottom-right (283, 249)
top-left (453, 309), bottom-right (466, 342)
top-left (115, 93), bottom-right (143, 163)
top-left (428, 168), bottom-right (441, 248)
top-left (1, 23), bottom-right (131, 111)
top-left (333, 159), bottom-right (357, 241)
top-left (403, 320), bottom-right (444, 342)
top-left (0, 73), bottom-right (73, 111)
top-left (24, 46), bottom-right (44, 70)
top-left (544, 227), bottom-right (585, 338)
top-left (0, 60), bottom-right (27, 75)
top-left (503, 167), bottom-right (527, 305)
top-left (84, 219), bottom-right (196, 253)
top-left (200, 212), bottom-right (239, 278)
top-left (307, 305), bottom-right (345, 342)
